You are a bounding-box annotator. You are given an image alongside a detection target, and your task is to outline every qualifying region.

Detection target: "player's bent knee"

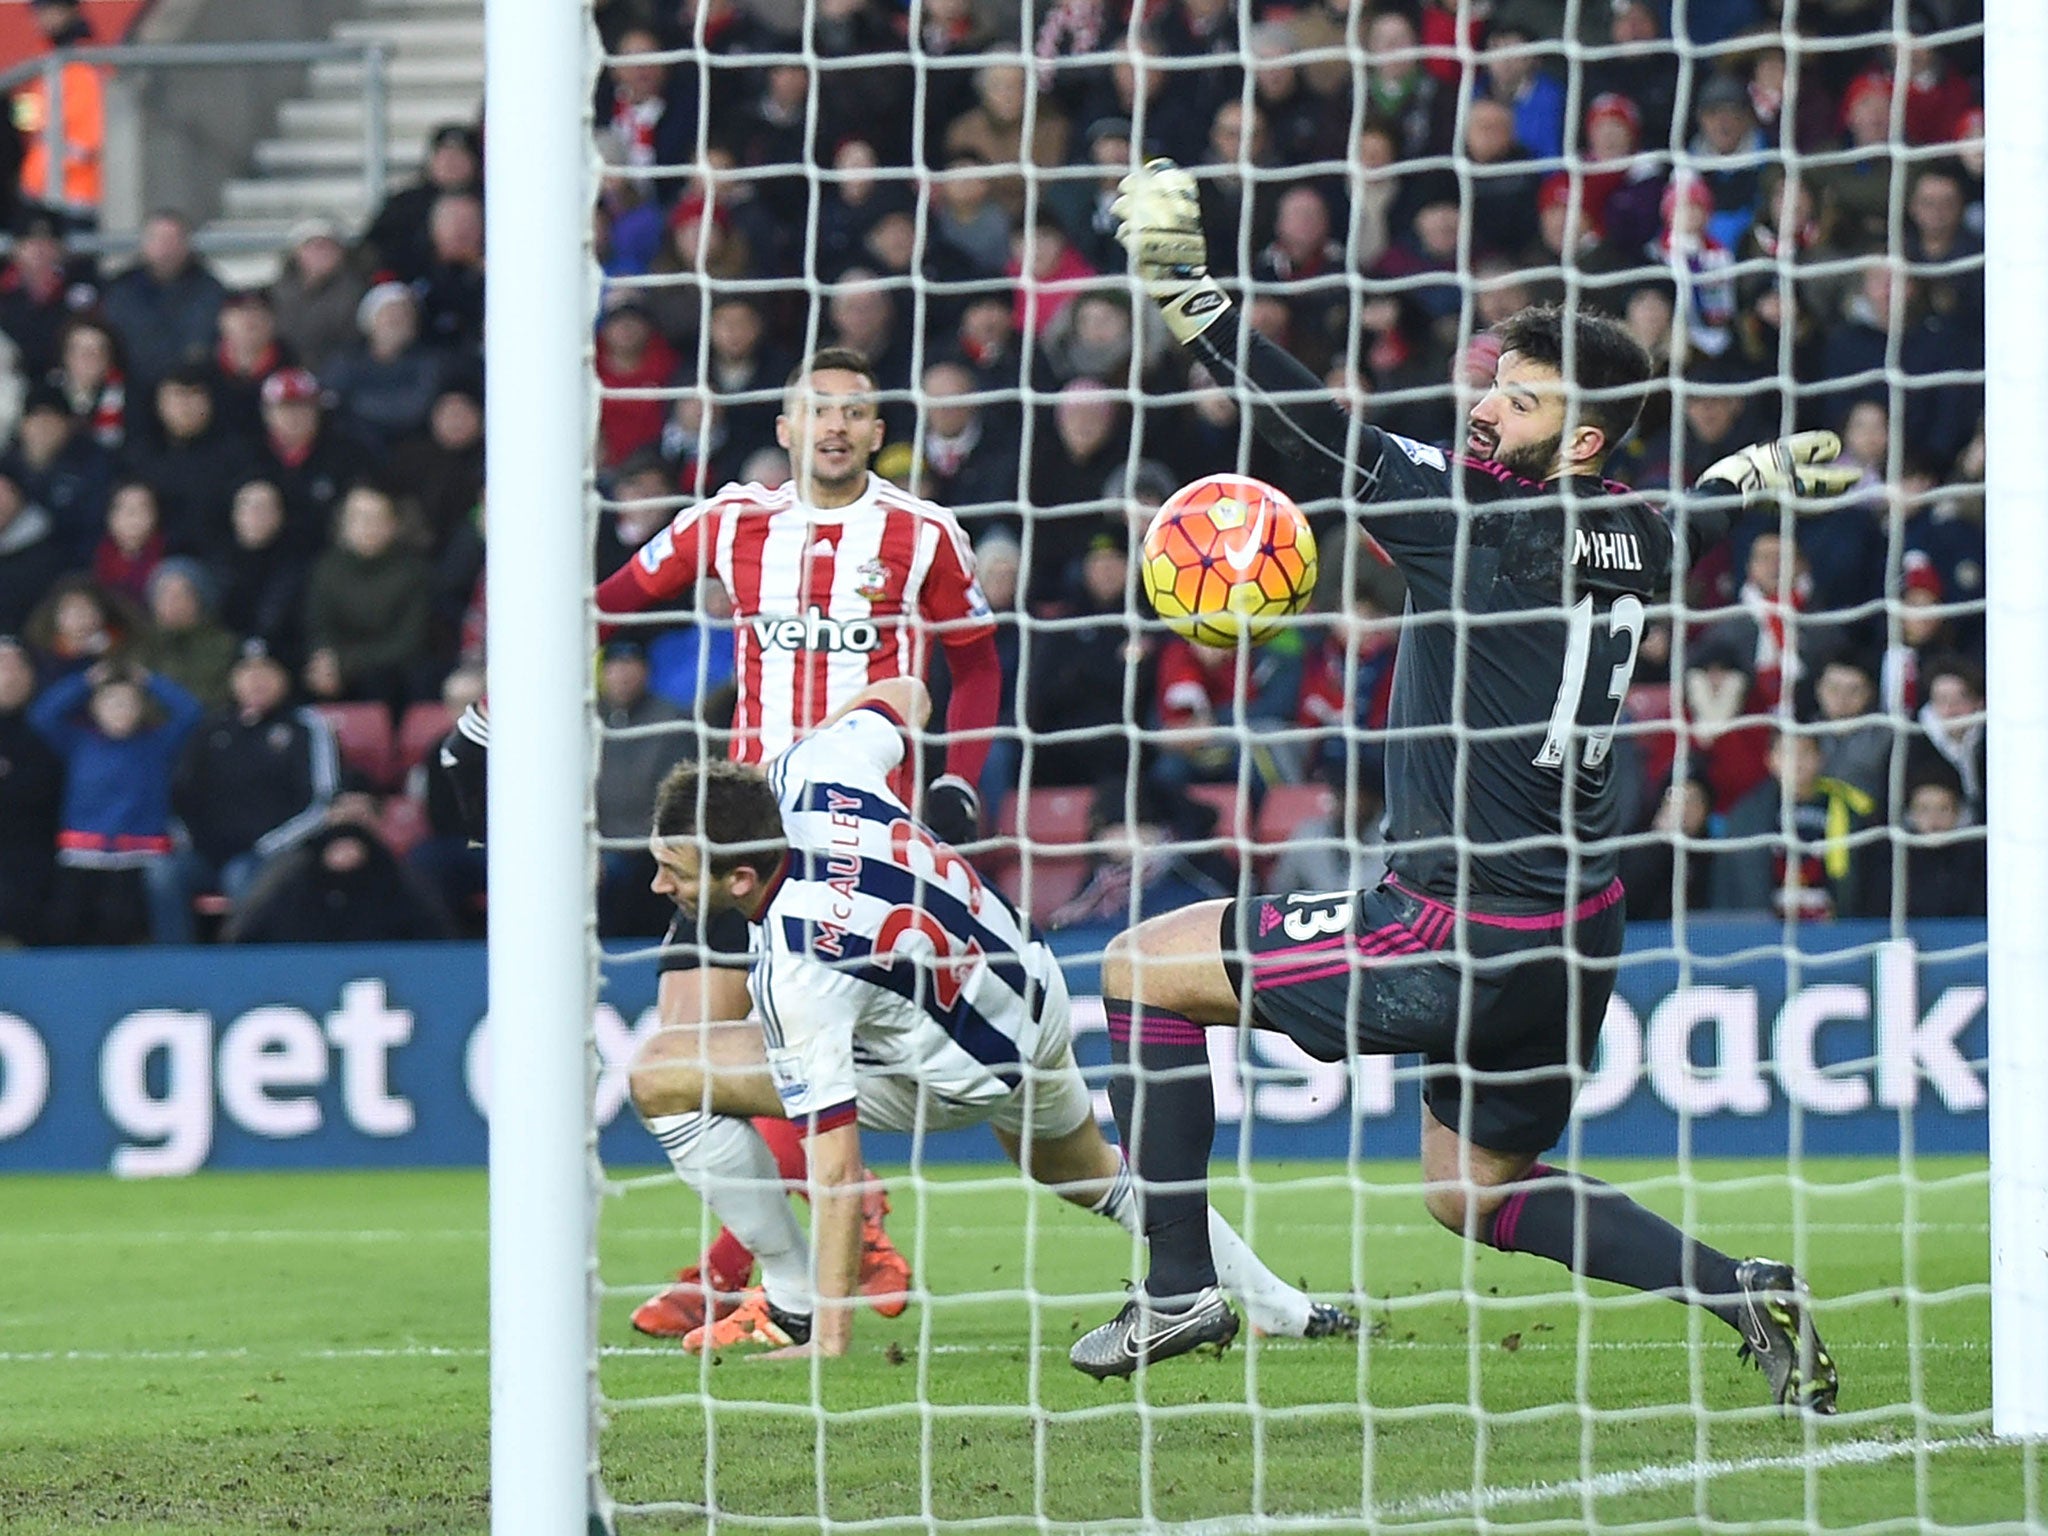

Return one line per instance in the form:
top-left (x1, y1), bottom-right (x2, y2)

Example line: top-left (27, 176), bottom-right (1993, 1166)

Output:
top-left (1014, 1118), bottom-right (1120, 1198)
top-left (627, 1069), bottom-right (664, 1123)
top-left (1101, 928), bottom-right (1137, 1000)
top-left (1102, 902), bottom-right (1235, 1022)
top-left (1101, 915), bottom-right (1191, 1002)
top-left (626, 1025), bottom-right (712, 1120)
top-left (1423, 1183), bottom-right (1491, 1238)
top-left (1419, 1128), bottom-right (1529, 1240)
top-left (628, 1054), bottom-right (701, 1122)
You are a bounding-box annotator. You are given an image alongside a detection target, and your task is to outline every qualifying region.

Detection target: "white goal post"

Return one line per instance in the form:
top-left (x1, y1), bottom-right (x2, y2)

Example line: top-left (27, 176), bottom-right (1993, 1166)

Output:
top-left (483, 2), bottom-right (598, 1533)
top-left (1983, 0), bottom-right (2048, 1445)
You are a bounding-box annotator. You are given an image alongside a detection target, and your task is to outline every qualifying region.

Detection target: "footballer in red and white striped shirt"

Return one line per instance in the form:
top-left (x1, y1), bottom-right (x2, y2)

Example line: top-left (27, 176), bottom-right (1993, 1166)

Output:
top-left (596, 350), bottom-right (1000, 796)
top-left (602, 348), bottom-right (1004, 1341)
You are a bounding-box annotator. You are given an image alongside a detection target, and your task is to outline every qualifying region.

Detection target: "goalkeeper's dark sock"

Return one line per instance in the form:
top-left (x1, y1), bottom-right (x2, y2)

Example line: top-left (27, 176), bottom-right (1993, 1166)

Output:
top-left (1486, 1163), bottom-right (1744, 1329)
top-left (1104, 998), bottom-right (1218, 1305)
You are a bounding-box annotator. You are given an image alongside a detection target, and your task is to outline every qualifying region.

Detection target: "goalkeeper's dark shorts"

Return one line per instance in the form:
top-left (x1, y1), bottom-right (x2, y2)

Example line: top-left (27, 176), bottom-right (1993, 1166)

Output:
top-left (1219, 875), bottom-right (1626, 1155)
top-left (657, 907), bottom-right (756, 974)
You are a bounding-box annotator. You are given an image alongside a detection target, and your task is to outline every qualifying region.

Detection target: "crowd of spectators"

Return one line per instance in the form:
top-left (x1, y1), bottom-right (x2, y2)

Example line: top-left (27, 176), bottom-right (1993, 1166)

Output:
top-left (0, 0), bottom-right (1989, 947)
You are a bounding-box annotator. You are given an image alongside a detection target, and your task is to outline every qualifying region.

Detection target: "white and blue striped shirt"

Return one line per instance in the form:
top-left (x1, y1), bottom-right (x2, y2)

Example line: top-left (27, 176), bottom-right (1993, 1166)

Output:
top-left (749, 705), bottom-right (1062, 1125)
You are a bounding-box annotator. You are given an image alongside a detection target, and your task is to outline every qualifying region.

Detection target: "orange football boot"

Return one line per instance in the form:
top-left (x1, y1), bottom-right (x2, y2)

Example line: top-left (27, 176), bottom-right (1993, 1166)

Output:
top-left (858, 1184), bottom-right (913, 1318)
top-left (630, 1262), bottom-right (748, 1338)
top-left (680, 1289), bottom-right (811, 1354)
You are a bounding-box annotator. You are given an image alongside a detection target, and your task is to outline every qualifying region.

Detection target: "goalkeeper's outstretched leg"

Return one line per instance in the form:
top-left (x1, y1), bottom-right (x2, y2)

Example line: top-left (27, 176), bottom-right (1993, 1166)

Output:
top-left (1074, 891), bottom-right (1838, 1412)
top-left (1416, 1109), bottom-right (1837, 1414)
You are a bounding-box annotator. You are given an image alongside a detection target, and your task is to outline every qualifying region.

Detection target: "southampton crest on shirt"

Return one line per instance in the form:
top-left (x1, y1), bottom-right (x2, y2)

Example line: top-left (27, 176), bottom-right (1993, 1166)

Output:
top-left (854, 558), bottom-right (890, 601)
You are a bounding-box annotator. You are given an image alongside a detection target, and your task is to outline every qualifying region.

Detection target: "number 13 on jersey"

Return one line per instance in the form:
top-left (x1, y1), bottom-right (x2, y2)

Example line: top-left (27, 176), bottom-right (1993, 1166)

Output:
top-left (1535, 592), bottom-right (1645, 771)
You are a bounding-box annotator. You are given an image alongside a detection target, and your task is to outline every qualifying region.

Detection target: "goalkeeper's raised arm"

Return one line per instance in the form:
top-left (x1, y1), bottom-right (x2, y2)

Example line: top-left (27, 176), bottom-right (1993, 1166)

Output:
top-left (1113, 158), bottom-right (1860, 565)
top-left (1113, 158), bottom-right (1371, 514)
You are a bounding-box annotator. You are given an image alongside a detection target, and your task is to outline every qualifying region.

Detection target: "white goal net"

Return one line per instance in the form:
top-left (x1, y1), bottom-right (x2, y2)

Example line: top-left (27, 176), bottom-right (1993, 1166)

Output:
top-left (544, 0), bottom-right (2013, 1528)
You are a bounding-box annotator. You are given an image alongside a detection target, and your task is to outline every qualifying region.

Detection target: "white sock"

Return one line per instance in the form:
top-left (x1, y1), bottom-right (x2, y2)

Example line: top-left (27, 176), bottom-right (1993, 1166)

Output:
top-left (1088, 1157), bottom-right (1141, 1234)
top-left (645, 1111), bottom-right (813, 1318)
top-left (1208, 1208), bottom-right (1313, 1336)
top-left (1090, 1156), bottom-right (1313, 1334)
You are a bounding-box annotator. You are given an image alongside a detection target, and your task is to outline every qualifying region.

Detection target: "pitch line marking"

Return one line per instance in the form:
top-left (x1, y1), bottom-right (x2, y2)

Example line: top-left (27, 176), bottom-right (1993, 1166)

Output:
top-left (1159, 1435), bottom-right (2000, 1534)
top-left (0, 1340), bottom-right (1990, 1366)
top-left (1382, 1432), bottom-right (1999, 1521)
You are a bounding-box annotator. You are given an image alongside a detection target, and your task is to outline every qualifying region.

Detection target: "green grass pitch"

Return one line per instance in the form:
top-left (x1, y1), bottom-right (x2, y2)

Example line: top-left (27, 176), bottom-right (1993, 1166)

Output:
top-left (1, 1157), bottom-right (2033, 1533)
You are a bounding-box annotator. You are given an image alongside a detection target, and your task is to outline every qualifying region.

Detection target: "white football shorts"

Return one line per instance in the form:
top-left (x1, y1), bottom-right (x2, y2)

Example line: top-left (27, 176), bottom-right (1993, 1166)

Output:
top-left (852, 973), bottom-right (1093, 1143)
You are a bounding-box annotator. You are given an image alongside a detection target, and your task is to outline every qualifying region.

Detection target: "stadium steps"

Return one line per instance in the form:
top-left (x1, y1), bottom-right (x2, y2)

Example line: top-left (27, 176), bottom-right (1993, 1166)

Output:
top-left (276, 97), bottom-right (466, 144)
top-left (218, 175), bottom-right (379, 224)
top-left (329, 16), bottom-right (486, 56)
top-left (305, 52), bottom-right (484, 95)
top-left (251, 137), bottom-right (428, 177)
top-left (200, 0), bottom-right (482, 288)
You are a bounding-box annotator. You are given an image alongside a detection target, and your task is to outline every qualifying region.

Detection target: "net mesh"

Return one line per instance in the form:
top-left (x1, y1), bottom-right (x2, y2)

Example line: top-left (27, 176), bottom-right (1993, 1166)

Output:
top-left (583, 0), bottom-right (1994, 1527)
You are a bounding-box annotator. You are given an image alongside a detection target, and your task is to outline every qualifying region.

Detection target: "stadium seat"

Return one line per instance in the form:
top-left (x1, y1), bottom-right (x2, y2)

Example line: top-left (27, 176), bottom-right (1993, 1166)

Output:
top-left (1252, 782), bottom-right (1339, 880)
top-left (377, 794), bottom-right (431, 860)
top-left (989, 790), bottom-right (1100, 925)
top-left (993, 790), bottom-right (1022, 839)
top-left (1000, 787), bottom-right (1095, 847)
top-left (1183, 783), bottom-right (1250, 848)
top-left (1254, 782), bottom-right (1337, 848)
top-left (395, 702), bottom-right (457, 778)
top-left (997, 854), bottom-right (1095, 927)
top-left (315, 703), bottom-right (396, 790)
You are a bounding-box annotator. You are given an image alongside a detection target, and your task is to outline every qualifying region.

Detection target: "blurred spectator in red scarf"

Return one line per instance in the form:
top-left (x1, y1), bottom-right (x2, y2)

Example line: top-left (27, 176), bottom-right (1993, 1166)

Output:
top-left (1681, 624), bottom-right (1772, 813)
top-left (52, 315), bottom-right (124, 449)
top-left (1893, 39), bottom-right (1976, 146)
top-left (596, 21), bottom-right (698, 201)
top-left (205, 290), bottom-right (291, 440)
top-left (1735, 528), bottom-right (1810, 709)
top-left (594, 298), bottom-right (676, 470)
top-left (1881, 551), bottom-right (1951, 715)
top-left (91, 481), bottom-right (165, 603)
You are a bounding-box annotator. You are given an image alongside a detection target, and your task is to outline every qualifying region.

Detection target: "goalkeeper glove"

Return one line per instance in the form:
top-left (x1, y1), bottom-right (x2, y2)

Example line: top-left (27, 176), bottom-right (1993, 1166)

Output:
top-left (437, 702), bottom-right (489, 844)
top-left (922, 774), bottom-right (982, 849)
top-left (1698, 431), bottom-right (1860, 509)
top-left (1111, 158), bottom-right (1232, 345)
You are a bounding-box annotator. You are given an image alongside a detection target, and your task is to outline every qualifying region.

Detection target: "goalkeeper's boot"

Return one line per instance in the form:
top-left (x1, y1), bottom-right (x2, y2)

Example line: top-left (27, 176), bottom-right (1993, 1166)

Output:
top-left (680, 1289), bottom-right (812, 1355)
top-left (630, 1260), bottom-right (751, 1338)
top-left (1733, 1257), bottom-right (1838, 1415)
top-left (1301, 1301), bottom-right (1361, 1339)
top-left (1310, 1302), bottom-right (1359, 1343)
top-left (1070, 1285), bottom-right (1240, 1380)
top-left (1251, 1300), bottom-right (1361, 1340)
top-left (858, 1184), bottom-right (912, 1319)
